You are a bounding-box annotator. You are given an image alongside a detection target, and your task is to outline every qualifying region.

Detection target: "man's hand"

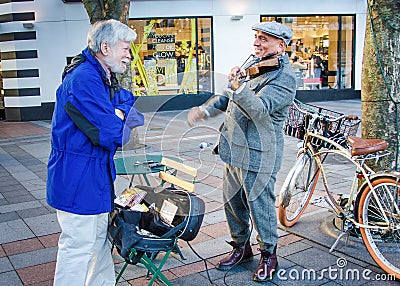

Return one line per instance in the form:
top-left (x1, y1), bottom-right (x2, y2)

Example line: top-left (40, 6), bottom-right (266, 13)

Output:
top-left (187, 106), bottom-right (206, 126)
top-left (115, 109), bottom-right (125, 120)
top-left (228, 66), bottom-right (245, 91)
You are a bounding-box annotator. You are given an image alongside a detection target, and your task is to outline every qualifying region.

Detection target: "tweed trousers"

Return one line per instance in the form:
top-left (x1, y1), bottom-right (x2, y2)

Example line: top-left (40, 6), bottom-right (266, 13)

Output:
top-left (223, 164), bottom-right (278, 253)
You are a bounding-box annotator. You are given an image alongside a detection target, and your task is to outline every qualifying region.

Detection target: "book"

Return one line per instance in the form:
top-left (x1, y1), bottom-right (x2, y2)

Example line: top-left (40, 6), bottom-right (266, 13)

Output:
top-left (159, 199), bottom-right (178, 225)
top-left (130, 203), bottom-right (149, 212)
top-left (114, 187), bottom-right (147, 209)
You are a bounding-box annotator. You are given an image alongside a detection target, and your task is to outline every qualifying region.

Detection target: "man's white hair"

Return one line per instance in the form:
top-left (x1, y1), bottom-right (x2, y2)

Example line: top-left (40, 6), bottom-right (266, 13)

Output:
top-left (88, 19), bottom-right (137, 53)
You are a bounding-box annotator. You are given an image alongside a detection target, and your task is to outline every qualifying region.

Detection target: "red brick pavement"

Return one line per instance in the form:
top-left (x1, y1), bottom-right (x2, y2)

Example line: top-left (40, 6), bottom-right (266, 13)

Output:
top-left (0, 121), bottom-right (48, 139)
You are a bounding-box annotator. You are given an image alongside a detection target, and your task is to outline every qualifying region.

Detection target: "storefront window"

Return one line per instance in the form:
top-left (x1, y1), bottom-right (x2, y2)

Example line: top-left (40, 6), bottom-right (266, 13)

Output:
top-left (261, 15), bottom-right (354, 90)
top-left (340, 16), bottom-right (354, 89)
top-left (128, 17), bottom-right (213, 96)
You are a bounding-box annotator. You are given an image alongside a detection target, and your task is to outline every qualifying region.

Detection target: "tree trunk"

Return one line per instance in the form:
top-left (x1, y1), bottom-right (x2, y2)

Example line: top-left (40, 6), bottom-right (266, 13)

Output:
top-left (82, 0), bottom-right (130, 24)
top-left (82, 0), bottom-right (141, 150)
top-left (361, 0), bottom-right (400, 170)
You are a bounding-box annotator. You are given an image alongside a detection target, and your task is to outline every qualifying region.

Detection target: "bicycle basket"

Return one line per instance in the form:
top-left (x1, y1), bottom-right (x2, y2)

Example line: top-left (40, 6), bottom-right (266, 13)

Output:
top-left (283, 105), bottom-right (307, 139)
top-left (323, 118), bottom-right (361, 149)
top-left (283, 103), bottom-right (338, 140)
top-left (284, 103), bottom-right (361, 149)
top-left (308, 105), bottom-right (360, 149)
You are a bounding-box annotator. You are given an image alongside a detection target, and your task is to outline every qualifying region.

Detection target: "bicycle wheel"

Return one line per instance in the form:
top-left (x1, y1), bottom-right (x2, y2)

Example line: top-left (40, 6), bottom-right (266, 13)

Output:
top-left (278, 151), bottom-right (320, 227)
top-left (357, 177), bottom-right (400, 279)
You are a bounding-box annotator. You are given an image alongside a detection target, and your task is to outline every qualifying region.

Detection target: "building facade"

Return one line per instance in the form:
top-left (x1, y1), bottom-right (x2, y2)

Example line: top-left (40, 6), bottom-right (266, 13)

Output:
top-left (0, 0), bottom-right (367, 121)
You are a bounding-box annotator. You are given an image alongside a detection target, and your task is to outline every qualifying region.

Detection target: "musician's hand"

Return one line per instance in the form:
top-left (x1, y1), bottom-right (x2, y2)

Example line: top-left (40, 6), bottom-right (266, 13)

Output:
top-left (228, 66), bottom-right (241, 81)
top-left (228, 66), bottom-right (245, 91)
top-left (231, 78), bottom-right (245, 91)
top-left (187, 106), bottom-right (206, 126)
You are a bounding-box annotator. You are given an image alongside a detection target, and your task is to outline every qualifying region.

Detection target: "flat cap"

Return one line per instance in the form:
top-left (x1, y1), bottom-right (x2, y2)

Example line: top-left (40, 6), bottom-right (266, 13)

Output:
top-left (252, 21), bottom-right (292, 46)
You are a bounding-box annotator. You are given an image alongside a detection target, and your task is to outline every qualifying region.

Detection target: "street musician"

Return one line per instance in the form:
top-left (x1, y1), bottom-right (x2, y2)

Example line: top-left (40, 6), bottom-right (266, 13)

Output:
top-left (187, 21), bottom-right (296, 282)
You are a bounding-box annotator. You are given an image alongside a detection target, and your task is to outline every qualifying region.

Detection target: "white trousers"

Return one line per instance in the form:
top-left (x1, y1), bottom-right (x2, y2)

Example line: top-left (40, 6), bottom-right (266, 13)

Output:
top-left (53, 210), bottom-right (115, 286)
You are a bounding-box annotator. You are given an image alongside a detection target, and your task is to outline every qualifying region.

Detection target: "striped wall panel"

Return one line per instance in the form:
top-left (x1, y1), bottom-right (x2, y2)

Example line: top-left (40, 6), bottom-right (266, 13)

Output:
top-left (0, 0), bottom-right (39, 120)
top-left (0, 12), bottom-right (35, 23)
top-left (2, 69), bottom-right (39, 78)
top-left (1, 50), bottom-right (38, 60)
top-left (3, 88), bottom-right (40, 97)
top-left (0, 0), bottom-right (34, 4)
top-left (0, 31), bottom-right (36, 42)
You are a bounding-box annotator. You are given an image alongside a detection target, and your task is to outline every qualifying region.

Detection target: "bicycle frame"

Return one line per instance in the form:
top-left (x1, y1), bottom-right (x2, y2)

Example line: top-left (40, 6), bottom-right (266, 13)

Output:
top-left (303, 130), bottom-right (400, 232)
top-left (281, 102), bottom-right (400, 277)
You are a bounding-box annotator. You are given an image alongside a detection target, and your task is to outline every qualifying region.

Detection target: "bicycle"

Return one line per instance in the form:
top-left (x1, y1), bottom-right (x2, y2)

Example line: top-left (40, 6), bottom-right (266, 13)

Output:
top-left (279, 100), bottom-right (400, 279)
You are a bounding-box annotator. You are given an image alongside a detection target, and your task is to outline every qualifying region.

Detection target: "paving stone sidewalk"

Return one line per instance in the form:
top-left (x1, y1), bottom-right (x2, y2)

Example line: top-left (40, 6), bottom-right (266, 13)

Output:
top-left (0, 99), bottom-right (398, 285)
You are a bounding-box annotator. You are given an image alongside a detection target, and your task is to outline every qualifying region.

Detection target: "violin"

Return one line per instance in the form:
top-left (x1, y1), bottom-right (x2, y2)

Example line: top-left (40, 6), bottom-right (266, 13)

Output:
top-left (235, 54), bottom-right (281, 83)
top-left (229, 54), bottom-right (281, 90)
top-left (246, 57), bottom-right (280, 77)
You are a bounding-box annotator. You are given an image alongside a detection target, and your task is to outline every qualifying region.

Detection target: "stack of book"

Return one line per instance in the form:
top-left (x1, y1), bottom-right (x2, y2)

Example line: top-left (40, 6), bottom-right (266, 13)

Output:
top-left (114, 187), bottom-right (148, 212)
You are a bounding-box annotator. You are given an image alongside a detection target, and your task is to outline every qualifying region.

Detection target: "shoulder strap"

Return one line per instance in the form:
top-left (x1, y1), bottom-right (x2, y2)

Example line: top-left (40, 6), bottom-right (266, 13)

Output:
top-left (109, 73), bottom-right (121, 101)
top-left (160, 220), bottom-right (187, 239)
top-left (62, 54), bottom-right (85, 80)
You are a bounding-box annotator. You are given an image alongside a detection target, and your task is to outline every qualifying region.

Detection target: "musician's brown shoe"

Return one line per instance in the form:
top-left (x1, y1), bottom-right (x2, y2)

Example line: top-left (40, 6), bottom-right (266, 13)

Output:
top-left (216, 241), bottom-right (254, 271)
top-left (253, 246), bottom-right (278, 282)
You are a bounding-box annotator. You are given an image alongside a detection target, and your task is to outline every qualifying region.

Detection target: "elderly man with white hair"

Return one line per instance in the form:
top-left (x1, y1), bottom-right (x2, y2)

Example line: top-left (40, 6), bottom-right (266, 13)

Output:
top-left (47, 19), bottom-right (144, 286)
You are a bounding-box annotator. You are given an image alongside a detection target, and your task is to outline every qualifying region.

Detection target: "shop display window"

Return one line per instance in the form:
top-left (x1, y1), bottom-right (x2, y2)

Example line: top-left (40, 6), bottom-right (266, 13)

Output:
top-left (262, 15), bottom-right (354, 90)
top-left (128, 17), bottom-right (213, 96)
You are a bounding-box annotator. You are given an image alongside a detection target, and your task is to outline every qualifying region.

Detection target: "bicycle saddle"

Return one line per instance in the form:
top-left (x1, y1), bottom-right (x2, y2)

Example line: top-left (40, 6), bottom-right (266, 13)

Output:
top-left (347, 136), bottom-right (388, 156)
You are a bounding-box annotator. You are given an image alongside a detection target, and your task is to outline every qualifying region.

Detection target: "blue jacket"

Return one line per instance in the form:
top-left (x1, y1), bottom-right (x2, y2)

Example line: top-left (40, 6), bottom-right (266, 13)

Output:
top-left (46, 48), bottom-right (144, 215)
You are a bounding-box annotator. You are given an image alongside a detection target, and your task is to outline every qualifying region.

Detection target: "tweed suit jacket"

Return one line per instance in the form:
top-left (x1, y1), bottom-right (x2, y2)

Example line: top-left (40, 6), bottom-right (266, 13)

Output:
top-left (204, 54), bottom-right (296, 174)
